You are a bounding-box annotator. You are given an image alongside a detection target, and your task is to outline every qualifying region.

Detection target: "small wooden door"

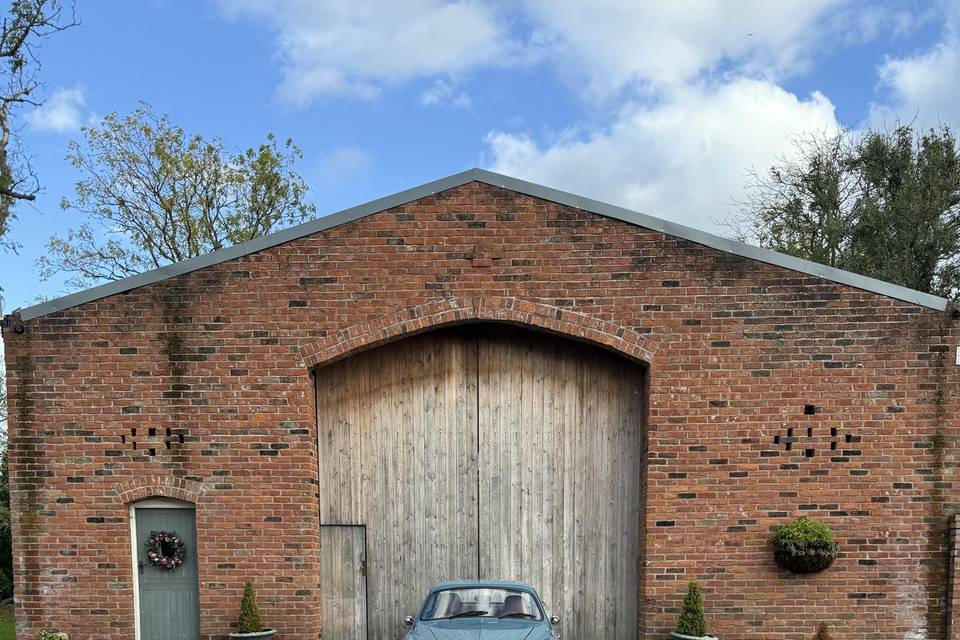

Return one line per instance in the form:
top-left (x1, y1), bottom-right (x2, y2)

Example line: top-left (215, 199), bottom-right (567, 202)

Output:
top-left (134, 504), bottom-right (200, 640)
top-left (320, 526), bottom-right (368, 640)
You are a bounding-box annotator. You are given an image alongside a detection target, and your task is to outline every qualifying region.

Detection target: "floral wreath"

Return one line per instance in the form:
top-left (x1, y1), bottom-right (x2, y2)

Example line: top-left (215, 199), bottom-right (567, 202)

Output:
top-left (145, 530), bottom-right (185, 571)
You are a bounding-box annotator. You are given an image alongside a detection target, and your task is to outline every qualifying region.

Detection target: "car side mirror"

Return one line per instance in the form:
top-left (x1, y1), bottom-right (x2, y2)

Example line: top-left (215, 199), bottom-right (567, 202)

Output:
top-left (550, 615), bottom-right (561, 625)
top-left (404, 616), bottom-right (414, 626)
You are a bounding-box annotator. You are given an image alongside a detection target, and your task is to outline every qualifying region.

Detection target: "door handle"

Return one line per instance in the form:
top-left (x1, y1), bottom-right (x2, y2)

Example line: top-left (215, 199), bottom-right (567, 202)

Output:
top-left (138, 561), bottom-right (145, 575)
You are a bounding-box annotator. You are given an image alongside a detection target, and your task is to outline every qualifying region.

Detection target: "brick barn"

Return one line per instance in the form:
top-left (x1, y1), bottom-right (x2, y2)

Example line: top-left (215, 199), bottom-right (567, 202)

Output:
top-left (3, 169), bottom-right (958, 640)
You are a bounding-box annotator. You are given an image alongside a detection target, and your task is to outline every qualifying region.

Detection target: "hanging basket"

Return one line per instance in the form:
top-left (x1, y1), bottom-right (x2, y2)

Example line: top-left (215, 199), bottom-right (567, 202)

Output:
top-left (772, 538), bottom-right (839, 573)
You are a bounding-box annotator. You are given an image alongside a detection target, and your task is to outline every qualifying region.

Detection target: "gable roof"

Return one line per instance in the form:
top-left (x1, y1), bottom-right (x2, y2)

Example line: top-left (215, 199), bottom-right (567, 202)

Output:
top-left (17, 168), bottom-right (950, 321)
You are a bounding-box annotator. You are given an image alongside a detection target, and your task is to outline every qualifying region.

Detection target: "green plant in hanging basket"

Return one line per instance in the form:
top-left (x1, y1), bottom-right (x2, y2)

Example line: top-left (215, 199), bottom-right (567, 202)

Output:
top-left (772, 517), bottom-right (839, 573)
top-left (671, 581), bottom-right (717, 639)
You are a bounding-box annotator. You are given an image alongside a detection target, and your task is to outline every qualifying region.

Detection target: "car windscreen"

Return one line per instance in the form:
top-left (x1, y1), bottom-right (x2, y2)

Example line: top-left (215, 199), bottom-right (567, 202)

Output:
top-left (420, 587), bottom-right (543, 621)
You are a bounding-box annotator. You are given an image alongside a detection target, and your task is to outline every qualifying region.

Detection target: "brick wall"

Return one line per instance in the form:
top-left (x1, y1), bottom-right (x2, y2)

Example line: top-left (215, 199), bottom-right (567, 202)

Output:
top-left (4, 181), bottom-right (959, 639)
top-left (950, 516), bottom-right (960, 640)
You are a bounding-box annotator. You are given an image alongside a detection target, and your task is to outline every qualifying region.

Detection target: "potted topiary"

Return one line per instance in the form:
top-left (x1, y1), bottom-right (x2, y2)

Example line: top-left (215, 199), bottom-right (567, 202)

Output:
top-left (772, 516), bottom-right (839, 573)
top-left (228, 582), bottom-right (277, 639)
top-left (670, 581), bottom-right (717, 640)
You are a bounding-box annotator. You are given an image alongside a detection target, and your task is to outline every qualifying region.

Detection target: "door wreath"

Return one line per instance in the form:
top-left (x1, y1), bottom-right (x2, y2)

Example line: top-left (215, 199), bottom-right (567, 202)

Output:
top-left (145, 530), bottom-right (186, 571)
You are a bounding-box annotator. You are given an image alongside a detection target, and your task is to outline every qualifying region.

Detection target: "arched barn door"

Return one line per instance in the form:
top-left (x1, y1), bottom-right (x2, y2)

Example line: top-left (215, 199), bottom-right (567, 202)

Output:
top-left (316, 324), bottom-right (645, 640)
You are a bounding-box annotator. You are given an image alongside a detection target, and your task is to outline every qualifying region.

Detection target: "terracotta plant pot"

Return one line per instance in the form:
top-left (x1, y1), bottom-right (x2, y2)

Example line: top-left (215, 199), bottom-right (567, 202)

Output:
top-left (671, 632), bottom-right (718, 640)
top-left (228, 630), bottom-right (277, 639)
top-left (772, 538), bottom-right (838, 573)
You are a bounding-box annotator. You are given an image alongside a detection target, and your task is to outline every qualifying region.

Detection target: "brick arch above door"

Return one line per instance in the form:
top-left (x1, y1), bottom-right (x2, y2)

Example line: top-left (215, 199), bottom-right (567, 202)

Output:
top-left (298, 296), bottom-right (659, 369)
top-left (114, 475), bottom-right (205, 505)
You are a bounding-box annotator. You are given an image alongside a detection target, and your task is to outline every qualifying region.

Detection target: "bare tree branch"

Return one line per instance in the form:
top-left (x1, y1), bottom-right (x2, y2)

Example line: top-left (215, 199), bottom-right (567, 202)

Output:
top-left (0, 0), bottom-right (78, 244)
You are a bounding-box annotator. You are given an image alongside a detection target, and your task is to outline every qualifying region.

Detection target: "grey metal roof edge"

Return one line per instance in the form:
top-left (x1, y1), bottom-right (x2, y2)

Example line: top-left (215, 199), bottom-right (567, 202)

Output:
top-left (17, 168), bottom-right (481, 320)
top-left (471, 169), bottom-right (949, 312)
top-left (17, 167), bottom-right (949, 320)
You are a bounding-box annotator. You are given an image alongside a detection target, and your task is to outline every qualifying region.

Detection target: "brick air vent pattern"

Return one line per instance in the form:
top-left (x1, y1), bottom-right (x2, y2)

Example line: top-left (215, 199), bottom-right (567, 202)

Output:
top-left (771, 405), bottom-right (861, 460)
top-left (121, 427), bottom-right (185, 457)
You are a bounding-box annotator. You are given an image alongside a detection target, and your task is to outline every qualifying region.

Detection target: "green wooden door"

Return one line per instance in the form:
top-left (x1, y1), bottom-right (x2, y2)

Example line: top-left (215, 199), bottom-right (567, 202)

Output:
top-left (135, 506), bottom-right (200, 640)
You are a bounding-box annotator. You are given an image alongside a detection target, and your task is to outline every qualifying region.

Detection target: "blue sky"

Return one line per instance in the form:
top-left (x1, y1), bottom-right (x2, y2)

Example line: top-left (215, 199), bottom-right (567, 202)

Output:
top-left (3, 0), bottom-right (960, 311)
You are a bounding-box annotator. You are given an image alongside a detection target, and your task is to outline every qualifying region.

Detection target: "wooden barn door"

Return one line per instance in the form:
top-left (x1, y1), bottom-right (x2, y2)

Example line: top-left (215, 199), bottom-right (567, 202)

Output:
top-left (316, 324), bottom-right (644, 640)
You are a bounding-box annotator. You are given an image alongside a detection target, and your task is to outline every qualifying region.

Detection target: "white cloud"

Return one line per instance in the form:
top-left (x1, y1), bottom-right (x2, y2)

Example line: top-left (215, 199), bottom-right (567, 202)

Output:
top-left (419, 79), bottom-right (472, 108)
top-left (213, 0), bottom-right (912, 112)
top-left (518, 0), bottom-right (844, 98)
top-left (318, 146), bottom-right (369, 182)
top-left (871, 3), bottom-right (960, 127)
top-left (216, 0), bottom-right (512, 103)
top-left (25, 87), bottom-right (87, 132)
top-left (485, 78), bottom-right (840, 231)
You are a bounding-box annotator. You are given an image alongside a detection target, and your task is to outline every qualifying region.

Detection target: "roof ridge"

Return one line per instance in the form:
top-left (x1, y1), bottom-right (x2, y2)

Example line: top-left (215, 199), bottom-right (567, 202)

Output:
top-left (15, 167), bottom-right (949, 320)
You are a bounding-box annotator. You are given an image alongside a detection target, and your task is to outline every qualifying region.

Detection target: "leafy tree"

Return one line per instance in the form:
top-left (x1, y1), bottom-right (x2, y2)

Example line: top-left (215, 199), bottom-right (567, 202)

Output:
top-left (39, 103), bottom-right (316, 289)
top-left (0, 0), bottom-right (78, 247)
top-left (733, 125), bottom-right (960, 299)
top-left (846, 127), bottom-right (960, 295)
top-left (734, 131), bottom-right (858, 269)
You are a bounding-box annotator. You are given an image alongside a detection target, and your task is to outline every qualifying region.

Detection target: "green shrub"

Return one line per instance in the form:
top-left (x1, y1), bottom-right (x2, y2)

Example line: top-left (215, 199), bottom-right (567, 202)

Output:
top-left (675, 581), bottom-right (708, 637)
top-left (773, 517), bottom-right (834, 543)
top-left (0, 570), bottom-right (12, 600)
top-left (237, 581), bottom-right (264, 633)
top-left (37, 631), bottom-right (69, 640)
top-left (813, 623), bottom-right (833, 640)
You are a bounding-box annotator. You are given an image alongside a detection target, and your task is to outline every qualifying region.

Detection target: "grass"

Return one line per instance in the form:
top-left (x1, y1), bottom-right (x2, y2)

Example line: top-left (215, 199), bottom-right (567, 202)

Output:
top-left (0, 600), bottom-right (14, 640)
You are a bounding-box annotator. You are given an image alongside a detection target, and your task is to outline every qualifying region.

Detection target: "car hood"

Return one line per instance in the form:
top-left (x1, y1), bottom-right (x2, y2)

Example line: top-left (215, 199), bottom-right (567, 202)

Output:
top-left (411, 619), bottom-right (550, 640)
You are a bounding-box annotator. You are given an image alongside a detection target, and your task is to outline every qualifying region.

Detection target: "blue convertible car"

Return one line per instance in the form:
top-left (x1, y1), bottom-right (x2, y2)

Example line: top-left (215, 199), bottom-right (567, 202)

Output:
top-left (403, 580), bottom-right (561, 640)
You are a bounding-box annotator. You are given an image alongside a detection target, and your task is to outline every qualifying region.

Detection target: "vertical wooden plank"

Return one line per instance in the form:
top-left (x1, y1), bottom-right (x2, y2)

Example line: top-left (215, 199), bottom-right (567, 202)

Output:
top-left (558, 343), bottom-right (576, 626)
top-left (463, 327), bottom-right (480, 582)
top-left (478, 326), bottom-right (492, 581)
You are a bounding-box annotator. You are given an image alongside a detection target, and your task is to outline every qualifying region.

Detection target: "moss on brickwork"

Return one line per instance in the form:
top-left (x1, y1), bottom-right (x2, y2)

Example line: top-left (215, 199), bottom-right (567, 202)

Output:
top-left (9, 353), bottom-right (43, 612)
top-left (923, 323), bottom-right (952, 637)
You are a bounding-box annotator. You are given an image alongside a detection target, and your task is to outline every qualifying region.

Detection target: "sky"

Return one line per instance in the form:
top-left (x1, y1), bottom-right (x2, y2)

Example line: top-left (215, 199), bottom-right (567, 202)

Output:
top-left (3, 0), bottom-right (960, 311)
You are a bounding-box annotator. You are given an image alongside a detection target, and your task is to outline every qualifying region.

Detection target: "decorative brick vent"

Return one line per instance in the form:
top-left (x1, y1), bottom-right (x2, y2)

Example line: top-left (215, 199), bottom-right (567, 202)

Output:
top-left (121, 427), bottom-right (186, 457)
top-left (771, 405), bottom-right (860, 460)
